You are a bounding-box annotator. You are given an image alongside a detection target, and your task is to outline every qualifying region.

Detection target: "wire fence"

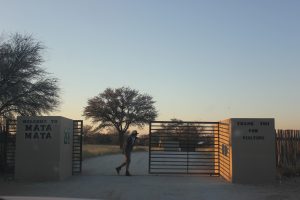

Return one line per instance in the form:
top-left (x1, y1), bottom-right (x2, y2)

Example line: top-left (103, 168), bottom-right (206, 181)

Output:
top-left (276, 129), bottom-right (300, 175)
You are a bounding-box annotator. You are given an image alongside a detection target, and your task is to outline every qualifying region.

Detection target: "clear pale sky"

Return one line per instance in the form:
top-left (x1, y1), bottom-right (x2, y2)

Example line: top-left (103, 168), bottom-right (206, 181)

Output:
top-left (1, 0), bottom-right (300, 129)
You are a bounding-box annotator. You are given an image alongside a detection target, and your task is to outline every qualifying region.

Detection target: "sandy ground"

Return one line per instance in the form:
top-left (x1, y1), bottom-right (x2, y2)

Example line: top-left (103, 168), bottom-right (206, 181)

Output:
top-left (82, 152), bottom-right (148, 176)
top-left (1, 152), bottom-right (300, 200)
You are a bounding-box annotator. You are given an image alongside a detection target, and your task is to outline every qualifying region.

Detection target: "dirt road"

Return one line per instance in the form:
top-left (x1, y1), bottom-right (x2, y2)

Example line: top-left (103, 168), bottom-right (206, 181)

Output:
top-left (1, 152), bottom-right (300, 200)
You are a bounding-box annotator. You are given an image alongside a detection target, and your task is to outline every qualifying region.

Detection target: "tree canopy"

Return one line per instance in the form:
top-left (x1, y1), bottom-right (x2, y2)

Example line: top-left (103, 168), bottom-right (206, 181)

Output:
top-left (0, 33), bottom-right (60, 119)
top-left (83, 87), bottom-right (158, 147)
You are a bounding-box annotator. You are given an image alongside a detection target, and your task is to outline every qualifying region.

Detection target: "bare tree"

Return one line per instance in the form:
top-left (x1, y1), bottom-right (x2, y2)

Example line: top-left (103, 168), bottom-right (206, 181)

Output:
top-left (82, 125), bottom-right (99, 137)
top-left (0, 33), bottom-right (60, 118)
top-left (159, 119), bottom-right (208, 151)
top-left (83, 87), bottom-right (158, 148)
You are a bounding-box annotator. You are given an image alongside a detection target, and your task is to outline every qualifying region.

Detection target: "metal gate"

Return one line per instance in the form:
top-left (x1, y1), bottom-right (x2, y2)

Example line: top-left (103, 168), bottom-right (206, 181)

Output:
top-left (72, 120), bottom-right (83, 175)
top-left (149, 121), bottom-right (219, 175)
top-left (0, 119), bottom-right (17, 175)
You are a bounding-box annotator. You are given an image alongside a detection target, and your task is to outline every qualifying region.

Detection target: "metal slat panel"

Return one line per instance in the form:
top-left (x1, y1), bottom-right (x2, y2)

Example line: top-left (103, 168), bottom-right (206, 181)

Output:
top-left (72, 120), bottom-right (83, 175)
top-left (149, 121), bottom-right (219, 175)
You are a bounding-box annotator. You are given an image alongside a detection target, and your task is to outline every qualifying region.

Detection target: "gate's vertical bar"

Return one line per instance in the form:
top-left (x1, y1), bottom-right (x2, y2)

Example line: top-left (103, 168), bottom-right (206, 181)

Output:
top-left (186, 124), bottom-right (189, 174)
top-left (148, 122), bottom-right (152, 174)
top-left (79, 121), bottom-right (83, 172)
top-left (3, 123), bottom-right (7, 174)
top-left (0, 125), bottom-right (2, 173)
top-left (5, 120), bottom-right (9, 172)
top-left (5, 119), bottom-right (17, 175)
top-left (217, 122), bottom-right (220, 176)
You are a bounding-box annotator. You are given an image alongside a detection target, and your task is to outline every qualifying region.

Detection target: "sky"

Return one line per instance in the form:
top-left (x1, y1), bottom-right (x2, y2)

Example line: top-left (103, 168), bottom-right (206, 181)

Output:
top-left (1, 0), bottom-right (300, 130)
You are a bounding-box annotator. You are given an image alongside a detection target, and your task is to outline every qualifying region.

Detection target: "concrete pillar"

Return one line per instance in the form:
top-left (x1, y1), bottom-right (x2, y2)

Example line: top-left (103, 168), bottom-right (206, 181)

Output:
top-left (219, 118), bottom-right (276, 184)
top-left (15, 116), bottom-right (73, 181)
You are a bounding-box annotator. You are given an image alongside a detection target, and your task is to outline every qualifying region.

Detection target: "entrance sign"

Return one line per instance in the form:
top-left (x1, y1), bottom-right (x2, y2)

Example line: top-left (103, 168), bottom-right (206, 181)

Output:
top-left (15, 116), bottom-right (73, 181)
top-left (219, 118), bottom-right (276, 184)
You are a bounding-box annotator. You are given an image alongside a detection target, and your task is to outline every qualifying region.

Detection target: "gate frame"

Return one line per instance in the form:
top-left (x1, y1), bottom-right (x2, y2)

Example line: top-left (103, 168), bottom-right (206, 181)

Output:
top-left (0, 119), bottom-right (17, 175)
top-left (148, 120), bottom-right (220, 175)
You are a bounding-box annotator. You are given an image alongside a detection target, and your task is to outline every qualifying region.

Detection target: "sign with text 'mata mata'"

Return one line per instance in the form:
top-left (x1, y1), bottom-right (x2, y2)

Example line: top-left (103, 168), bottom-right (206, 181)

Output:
top-left (22, 119), bottom-right (58, 140)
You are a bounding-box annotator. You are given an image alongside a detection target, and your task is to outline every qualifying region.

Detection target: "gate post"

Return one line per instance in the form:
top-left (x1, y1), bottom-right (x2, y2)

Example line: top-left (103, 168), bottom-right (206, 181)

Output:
top-left (15, 116), bottom-right (74, 181)
top-left (219, 118), bottom-right (276, 184)
top-left (148, 122), bottom-right (152, 174)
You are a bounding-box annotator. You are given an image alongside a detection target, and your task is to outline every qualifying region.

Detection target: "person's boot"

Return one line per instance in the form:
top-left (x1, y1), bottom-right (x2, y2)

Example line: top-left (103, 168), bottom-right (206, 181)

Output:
top-left (115, 167), bottom-right (121, 175)
top-left (125, 170), bottom-right (131, 176)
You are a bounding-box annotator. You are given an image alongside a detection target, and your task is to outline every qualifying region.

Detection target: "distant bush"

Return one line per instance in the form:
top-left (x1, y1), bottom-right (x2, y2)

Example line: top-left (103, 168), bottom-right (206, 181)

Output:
top-left (83, 134), bottom-right (116, 145)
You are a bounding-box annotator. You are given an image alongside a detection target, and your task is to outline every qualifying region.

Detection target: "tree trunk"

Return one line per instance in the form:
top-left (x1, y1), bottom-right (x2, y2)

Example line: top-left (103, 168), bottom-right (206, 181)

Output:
top-left (119, 132), bottom-right (125, 149)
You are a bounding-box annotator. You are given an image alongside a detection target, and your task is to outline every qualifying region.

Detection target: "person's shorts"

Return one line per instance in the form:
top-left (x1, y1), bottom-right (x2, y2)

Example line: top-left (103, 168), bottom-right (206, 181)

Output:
top-left (125, 151), bottom-right (131, 162)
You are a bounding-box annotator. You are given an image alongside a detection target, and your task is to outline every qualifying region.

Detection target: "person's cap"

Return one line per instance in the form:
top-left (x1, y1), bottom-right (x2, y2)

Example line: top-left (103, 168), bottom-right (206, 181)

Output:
top-left (131, 130), bottom-right (138, 135)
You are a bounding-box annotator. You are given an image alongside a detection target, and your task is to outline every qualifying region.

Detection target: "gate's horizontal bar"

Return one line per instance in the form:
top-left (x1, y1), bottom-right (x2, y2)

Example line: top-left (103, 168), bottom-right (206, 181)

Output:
top-left (149, 169), bottom-right (219, 172)
top-left (150, 129), bottom-right (218, 131)
top-left (150, 152), bottom-right (217, 155)
top-left (150, 156), bottom-right (218, 159)
top-left (149, 172), bottom-right (220, 176)
top-left (150, 158), bottom-right (218, 161)
top-left (150, 152), bottom-right (217, 154)
top-left (150, 166), bottom-right (219, 169)
top-left (151, 163), bottom-right (218, 166)
top-left (150, 157), bottom-right (218, 160)
top-left (150, 150), bottom-right (219, 153)
top-left (149, 136), bottom-right (218, 139)
top-left (150, 142), bottom-right (219, 145)
top-left (150, 161), bottom-right (218, 164)
top-left (149, 149), bottom-right (219, 151)
top-left (151, 121), bottom-right (219, 124)
top-left (150, 168), bottom-right (219, 171)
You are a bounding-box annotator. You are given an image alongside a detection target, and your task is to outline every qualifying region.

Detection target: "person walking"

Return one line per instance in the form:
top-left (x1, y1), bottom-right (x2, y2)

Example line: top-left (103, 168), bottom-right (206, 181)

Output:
top-left (115, 130), bottom-right (139, 176)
